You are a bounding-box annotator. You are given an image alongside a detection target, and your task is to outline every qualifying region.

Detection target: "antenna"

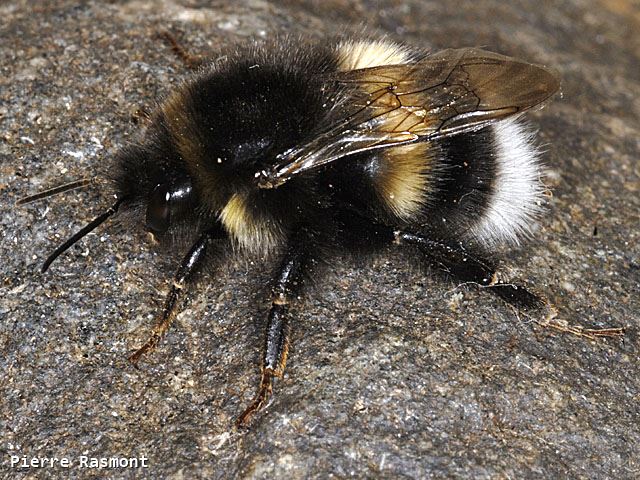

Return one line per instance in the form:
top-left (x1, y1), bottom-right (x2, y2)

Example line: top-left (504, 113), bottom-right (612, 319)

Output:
top-left (16, 178), bottom-right (96, 205)
top-left (41, 198), bottom-right (125, 273)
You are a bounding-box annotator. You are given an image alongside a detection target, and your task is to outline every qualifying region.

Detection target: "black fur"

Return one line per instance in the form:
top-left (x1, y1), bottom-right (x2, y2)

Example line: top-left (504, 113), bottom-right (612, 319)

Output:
top-left (425, 127), bottom-right (497, 241)
top-left (110, 41), bottom-right (507, 259)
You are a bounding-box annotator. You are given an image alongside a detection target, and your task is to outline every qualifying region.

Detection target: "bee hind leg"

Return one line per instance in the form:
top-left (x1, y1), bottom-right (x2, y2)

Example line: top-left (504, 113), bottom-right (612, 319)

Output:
top-left (395, 231), bottom-right (544, 311)
top-left (394, 230), bottom-right (623, 338)
top-left (236, 239), bottom-right (309, 428)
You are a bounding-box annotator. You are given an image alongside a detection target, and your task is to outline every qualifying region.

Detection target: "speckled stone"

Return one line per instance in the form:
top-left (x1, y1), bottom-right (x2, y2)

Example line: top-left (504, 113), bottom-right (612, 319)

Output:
top-left (1, 1), bottom-right (638, 478)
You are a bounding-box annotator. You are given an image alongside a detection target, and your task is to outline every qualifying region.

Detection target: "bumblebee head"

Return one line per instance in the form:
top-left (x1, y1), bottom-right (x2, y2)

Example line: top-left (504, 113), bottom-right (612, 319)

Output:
top-left (111, 141), bottom-right (202, 239)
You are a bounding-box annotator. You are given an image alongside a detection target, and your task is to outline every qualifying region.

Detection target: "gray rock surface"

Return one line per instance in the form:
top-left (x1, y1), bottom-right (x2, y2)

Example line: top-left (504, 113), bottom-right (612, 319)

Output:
top-left (1, 0), bottom-right (638, 478)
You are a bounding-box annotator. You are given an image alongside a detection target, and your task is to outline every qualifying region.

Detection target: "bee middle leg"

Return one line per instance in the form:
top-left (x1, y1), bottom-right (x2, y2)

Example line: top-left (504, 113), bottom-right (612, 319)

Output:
top-left (236, 240), bottom-right (308, 428)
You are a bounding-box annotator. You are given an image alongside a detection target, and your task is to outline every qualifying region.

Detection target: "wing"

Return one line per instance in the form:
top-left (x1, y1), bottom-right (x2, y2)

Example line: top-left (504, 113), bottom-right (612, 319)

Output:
top-left (257, 48), bottom-right (560, 189)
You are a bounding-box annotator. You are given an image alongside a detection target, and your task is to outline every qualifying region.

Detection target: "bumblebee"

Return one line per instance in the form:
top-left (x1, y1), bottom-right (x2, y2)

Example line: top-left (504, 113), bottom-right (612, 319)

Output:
top-left (20, 37), bottom-right (565, 426)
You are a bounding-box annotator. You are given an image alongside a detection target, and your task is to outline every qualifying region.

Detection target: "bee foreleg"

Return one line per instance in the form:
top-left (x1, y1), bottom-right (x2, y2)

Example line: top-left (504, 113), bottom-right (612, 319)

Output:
top-left (159, 30), bottom-right (203, 70)
top-left (128, 228), bottom-right (223, 364)
top-left (236, 239), bottom-right (308, 428)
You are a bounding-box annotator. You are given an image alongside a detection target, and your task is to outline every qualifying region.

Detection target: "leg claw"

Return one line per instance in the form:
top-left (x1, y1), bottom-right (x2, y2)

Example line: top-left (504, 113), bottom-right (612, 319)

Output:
top-left (235, 370), bottom-right (275, 428)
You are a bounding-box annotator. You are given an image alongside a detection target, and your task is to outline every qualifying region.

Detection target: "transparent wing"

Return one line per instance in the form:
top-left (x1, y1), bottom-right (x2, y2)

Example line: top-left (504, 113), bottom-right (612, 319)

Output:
top-left (257, 48), bottom-right (560, 189)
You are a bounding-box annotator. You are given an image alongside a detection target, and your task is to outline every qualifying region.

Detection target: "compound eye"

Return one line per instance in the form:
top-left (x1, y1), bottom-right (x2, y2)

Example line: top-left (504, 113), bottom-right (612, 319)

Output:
top-left (146, 184), bottom-right (170, 233)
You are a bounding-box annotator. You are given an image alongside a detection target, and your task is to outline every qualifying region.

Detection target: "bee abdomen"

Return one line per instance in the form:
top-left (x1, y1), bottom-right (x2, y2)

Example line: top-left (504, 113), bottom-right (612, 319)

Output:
top-left (469, 120), bottom-right (544, 246)
top-left (426, 119), bottom-right (544, 246)
top-left (335, 38), bottom-right (414, 70)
